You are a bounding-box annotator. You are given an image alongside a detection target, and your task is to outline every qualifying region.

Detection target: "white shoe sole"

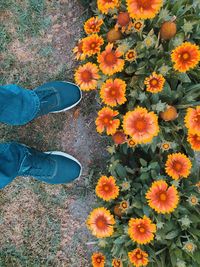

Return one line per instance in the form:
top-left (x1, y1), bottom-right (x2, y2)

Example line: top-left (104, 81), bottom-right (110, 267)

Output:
top-left (45, 151), bottom-right (82, 179)
top-left (50, 81), bottom-right (82, 113)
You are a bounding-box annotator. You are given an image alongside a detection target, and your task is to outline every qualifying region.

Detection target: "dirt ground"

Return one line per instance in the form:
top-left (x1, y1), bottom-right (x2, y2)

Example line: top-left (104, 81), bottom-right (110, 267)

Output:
top-left (0, 1), bottom-right (108, 266)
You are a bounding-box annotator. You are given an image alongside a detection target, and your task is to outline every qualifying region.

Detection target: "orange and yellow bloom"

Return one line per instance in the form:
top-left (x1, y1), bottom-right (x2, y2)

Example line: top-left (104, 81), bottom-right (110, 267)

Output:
top-left (128, 215), bottom-right (156, 244)
top-left (165, 153), bottom-right (192, 180)
top-left (120, 200), bottom-right (129, 212)
top-left (87, 207), bottom-right (115, 238)
top-left (187, 132), bottom-right (200, 151)
top-left (82, 34), bottom-right (104, 57)
top-left (97, 0), bottom-right (119, 14)
top-left (96, 107), bottom-right (120, 135)
top-left (160, 142), bottom-right (171, 151)
top-left (125, 49), bottom-right (137, 62)
top-left (96, 175), bottom-right (119, 201)
top-left (171, 42), bottom-right (200, 72)
top-left (115, 11), bottom-right (134, 33)
top-left (185, 106), bottom-right (200, 134)
top-left (74, 62), bottom-right (99, 91)
top-left (144, 72), bottom-right (165, 93)
top-left (112, 258), bottom-right (123, 267)
top-left (127, 0), bottom-right (163, 20)
top-left (123, 107), bottom-right (159, 144)
top-left (127, 139), bottom-right (137, 147)
top-left (73, 40), bottom-right (86, 61)
top-left (112, 130), bottom-right (127, 144)
top-left (100, 78), bottom-right (127, 107)
top-left (188, 195), bottom-right (199, 206)
top-left (98, 43), bottom-right (125, 76)
top-left (84, 17), bottom-right (103, 35)
top-left (92, 252), bottom-right (106, 267)
top-left (128, 248), bottom-right (149, 267)
top-left (146, 180), bottom-right (179, 214)
top-left (133, 20), bottom-right (144, 31)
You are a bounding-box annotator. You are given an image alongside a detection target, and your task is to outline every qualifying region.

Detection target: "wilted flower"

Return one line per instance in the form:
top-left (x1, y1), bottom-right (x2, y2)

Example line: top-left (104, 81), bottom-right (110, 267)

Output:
top-left (178, 215), bottom-right (192, 228)
top-left (183, 241), bottom-right (197, 253)
top-left (188, 195), bottom-right (199, 206)
top-left (182, 21), bottom-right (194, 35)
top-left (176, 259), bottom-right (186, 267)
top-left (159, 65), bottom-right (171, 75)
top-left (98, 239), bottom-right (108, 248)
top-left (144, 36), bottom-right (155, 48)
top-left (156, 221), bottom-right (165, 229)
top-left (121, 181), bottom-right (131, 191)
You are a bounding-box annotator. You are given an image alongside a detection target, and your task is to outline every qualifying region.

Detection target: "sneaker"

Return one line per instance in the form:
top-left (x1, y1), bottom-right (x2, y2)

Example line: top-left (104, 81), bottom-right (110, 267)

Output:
top-left (18, 145), bottom-right (82, 184)
top-left (34, 81), bottom-right (82, 117)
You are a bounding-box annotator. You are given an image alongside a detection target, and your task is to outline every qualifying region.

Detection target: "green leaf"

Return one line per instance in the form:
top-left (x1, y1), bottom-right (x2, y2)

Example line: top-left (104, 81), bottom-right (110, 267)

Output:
top-left (165, 230), bottom-right (179, 239)
top-left (143, 205), bottom-right (150, 216)
top-left (115, 163), bottom-right (127, 177)
top-left (139, 158), bottom-right (147, 167)
top-left (140, 173), bottom-right (149, 180)
top-left (177, 73), bottom-right (191, 83)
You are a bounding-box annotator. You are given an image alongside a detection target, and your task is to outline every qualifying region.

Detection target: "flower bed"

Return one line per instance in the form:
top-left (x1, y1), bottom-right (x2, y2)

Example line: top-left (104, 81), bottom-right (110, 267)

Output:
top-left (74, 0), bottom-right (200, 266)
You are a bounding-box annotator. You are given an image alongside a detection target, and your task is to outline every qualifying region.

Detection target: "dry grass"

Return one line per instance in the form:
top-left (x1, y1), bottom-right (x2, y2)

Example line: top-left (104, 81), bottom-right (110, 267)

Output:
top-left (0, 0), bottom-right (107, 266)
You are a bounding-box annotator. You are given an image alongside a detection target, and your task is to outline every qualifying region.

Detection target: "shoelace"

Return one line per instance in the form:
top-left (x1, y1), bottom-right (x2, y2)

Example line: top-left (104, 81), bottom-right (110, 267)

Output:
top-left (19, 148), bottom-right (54, 178)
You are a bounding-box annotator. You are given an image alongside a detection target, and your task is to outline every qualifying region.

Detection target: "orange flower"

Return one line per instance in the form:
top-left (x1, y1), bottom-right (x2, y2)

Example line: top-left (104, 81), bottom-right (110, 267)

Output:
top-left (98, 43), bottom-right (125, 76)
top-left (112, 130), bottom-right (126, 144)
top-left (127, 139), bottom-right (137, 147)
top-left (160, 142), bottom-right (171, 151)
top-left (125, 49), bottom-right (137, 62)
top-left (112, 258), bottom-right (123, 267)
top-left (87, 207), bottom-right (115, 238)
top-left (96, 107), bottom-right (120, 135)
top-left (171, 42), bottom-right (200, 72)
top-left (120, 200), bottom-right (129, 212)
top-left (92, 252), bottom-right (106, 267)
top-left (84, 17), bottom-right (103, 35)
top-left (128, 248), bottom-right (149, 267)
top-left (96, 176), bottom-right (119, 201)
top-left (123, 107), bottom-right (159, 144)
top-left (165, 153), bottom-right (192, 180)
top-left (146, 180), bottom-right (179, 214)
top-left (187, 132), bottom-right (200, 151)
top-left (97, 0), bottom-right (119, 14)
top-left (100, 78), bottom-right (127, 106)
top-left (82, 34), bottom-right (104, 57)
top-left (188, 195), bottom-right (199, 206)
top-left (185, 106), bottom-right (200, 134)
top-left (127, 0), bottom-right (163, 19)
top-left (133, 20), bottom-right (144, 31)
top-left (115, 12), bottom-right (133, 33)
top-left (160, 105), bottom-right (178, 121)
top-left (74, 62), bottom-right (99, 91)
top-left (73, 40), bottom-right (86, 61)
top-left (117, 12), bottom-right (131, 27)
top-left (144, 72), bottom-right (165, 93)
top-left (128, 216), bottom-right (156, 244)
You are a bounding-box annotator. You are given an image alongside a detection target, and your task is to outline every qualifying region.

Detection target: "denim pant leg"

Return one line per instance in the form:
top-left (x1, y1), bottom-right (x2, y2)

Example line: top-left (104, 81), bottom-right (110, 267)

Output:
top-left (0, 142), bottom-right (28, 189)
top-left (0, 84), bottom-right (40, 125)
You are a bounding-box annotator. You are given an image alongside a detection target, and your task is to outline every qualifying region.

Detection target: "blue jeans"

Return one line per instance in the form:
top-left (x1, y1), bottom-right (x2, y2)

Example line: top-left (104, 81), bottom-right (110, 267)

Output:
top-left (0, 84), bottom-right (40, 189)
top-left (0, 84), bottom-right (40, 125)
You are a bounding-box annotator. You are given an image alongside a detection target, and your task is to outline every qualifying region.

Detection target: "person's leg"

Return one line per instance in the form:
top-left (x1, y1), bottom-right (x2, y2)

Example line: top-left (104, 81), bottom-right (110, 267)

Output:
top-left (0, 84), bottom-right (40, 125)
top-left (0, 82), bottom-right (82, 125)
top-left (0, 142), bottom-right (82, 190)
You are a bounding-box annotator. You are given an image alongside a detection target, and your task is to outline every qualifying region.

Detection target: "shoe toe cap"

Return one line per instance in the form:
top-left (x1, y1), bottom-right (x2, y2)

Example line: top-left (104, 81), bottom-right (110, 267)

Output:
top-left (67, 82), bottom-right (82, 105)
top-left (52, 154), bottom-right (82, 183)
